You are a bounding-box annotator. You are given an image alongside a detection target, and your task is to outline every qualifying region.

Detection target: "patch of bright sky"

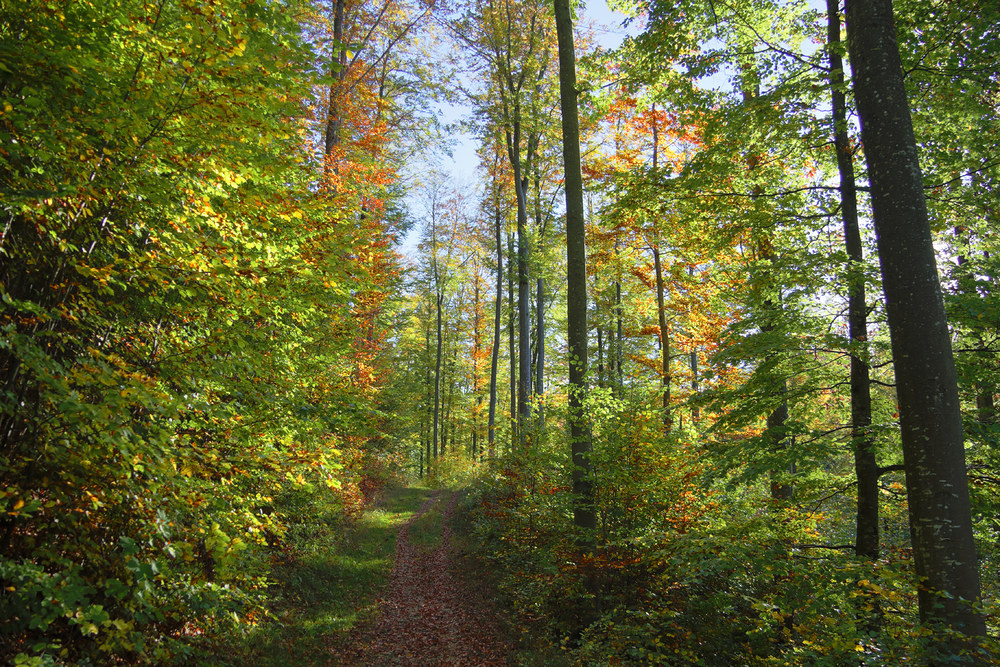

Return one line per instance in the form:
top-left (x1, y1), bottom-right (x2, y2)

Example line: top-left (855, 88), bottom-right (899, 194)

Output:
top-left (399, 0), bottom-right (636, 260)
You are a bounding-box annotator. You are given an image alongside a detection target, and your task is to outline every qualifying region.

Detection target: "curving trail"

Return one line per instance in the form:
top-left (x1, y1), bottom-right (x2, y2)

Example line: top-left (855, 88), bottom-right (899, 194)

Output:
top-left (335, 491), bottom-right (510, 666)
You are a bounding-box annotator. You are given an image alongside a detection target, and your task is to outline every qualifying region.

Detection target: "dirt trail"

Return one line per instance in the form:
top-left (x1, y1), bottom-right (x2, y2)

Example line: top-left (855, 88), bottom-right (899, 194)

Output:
top-left (336, 491), bottom-right (510, 666)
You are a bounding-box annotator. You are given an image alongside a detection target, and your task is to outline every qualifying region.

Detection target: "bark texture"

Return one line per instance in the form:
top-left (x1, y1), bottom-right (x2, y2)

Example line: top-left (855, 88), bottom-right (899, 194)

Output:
top-left (846, 0), bottom-right (985, 639)
top-left (827, 0), bottom-right (879, 562)
top-left (553, 0), bottom-right (595, 539)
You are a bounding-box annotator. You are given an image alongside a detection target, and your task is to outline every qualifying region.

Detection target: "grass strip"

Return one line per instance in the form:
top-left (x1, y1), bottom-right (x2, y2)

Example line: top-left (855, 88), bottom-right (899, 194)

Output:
top-left (226, 485), bottom-right (436, 666)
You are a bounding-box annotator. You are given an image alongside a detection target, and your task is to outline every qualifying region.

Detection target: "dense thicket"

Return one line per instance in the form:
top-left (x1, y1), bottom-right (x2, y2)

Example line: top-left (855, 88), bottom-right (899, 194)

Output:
top-left (0, 0), bottom-right (422, 662)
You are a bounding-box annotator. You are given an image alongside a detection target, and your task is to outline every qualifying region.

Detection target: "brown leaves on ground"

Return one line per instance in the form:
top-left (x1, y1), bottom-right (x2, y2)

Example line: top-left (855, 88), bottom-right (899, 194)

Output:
top-left (335, 491), bottom-right (511, 666)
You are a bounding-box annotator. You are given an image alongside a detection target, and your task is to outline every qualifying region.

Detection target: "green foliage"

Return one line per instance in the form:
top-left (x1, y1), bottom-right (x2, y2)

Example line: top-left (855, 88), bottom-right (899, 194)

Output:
top-left (223, 485), bottom-right (430, 666)
top-left (0, 0), bottom-right (408, 661)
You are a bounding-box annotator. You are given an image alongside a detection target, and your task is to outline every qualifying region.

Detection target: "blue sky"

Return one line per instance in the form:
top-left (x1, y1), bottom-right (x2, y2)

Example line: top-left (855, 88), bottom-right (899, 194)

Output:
top-left (400, 0), bottom-right (635, 259)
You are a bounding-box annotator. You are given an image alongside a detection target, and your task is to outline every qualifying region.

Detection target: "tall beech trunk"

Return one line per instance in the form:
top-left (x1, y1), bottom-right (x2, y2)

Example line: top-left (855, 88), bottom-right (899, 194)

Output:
top-left (507, 229), bottom-right (517, 443)
top-left (614, 278), bottom-right (623, 398)
top-left (443, 360), bottom-right (455, 457)
top-left (652, 246), bottom-right (671, 431)
top-left (506, 128), bottom-right (533, 437)
top-left (554, 0), bottom-right (595, 542)
top-left (488, 202), bottom-right (502, 458)
top-left (535, 275), bottom-right (545, 419)
top-left (323, 0), bottom-right (348, 165)
top-left (472, 270), bottom-right (482, 459)
top-left (689, 350), bottom-right (699, 421)
top-left (827, 0), bottom-right (878, 562)
top-left (650, 111), bottom-right (671, 431)
top-left (431, 202), bottom-right (444, 462)
top-left (596, 325), bottom-right (605, 387)
top-left (689, 264), bottom-right (700, 422)
top-left (433, 288), bottom-right (443, 460)
top-left (846, 0), bottom-right (985, 640)
top-left (424, 309), bottom-right (433, 475)
top-left (533, 174), bottom-right (546, 423)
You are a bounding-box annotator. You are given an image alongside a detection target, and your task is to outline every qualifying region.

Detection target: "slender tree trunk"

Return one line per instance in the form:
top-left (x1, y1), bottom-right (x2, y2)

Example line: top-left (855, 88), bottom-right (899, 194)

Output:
top-left (507, 229), bottom-right (517, 445)
top-left (535, 276), bottom-right (545, 417)
top-left (596, 325), bottom-right (604, 388)
top-left (689, 349), bottom-right (699, 421)
top-left (649, 112), bottom-right (671, 431)
top-left (324, 0), bottom-right (347, 166)
top-left (443, 362), bottom-right (454, 457)
top-left (433, 289), bottom-right (443, 460)
top-left (424, 308), bottom-right (433, 476)
top-left (611, 275), bottom-right (623, 398)
top-left (689, 264), bottom-right (700, 422)
top-left (827, 0), bottom-right (879, 562)
top-left (767, 398), bottom-right (792, 500)
top-left (554, 0), bottom-right (595, 543)
top-left (506, 128), bottom-right (533, 438)
top-left (652, 246), bottom-right (671, 431)
top-left (846, 0), bottom-right (985, 640)
top-left (533, 175), bottom-right (546, 425)
top-left (472, 264), bottom-right (482, 459)
top-left (489, 203), bottom-right (502, 458)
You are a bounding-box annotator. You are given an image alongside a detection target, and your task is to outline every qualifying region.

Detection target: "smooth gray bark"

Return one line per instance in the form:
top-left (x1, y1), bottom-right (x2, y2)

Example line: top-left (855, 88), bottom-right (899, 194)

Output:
top-left (846, 0), bottom-right (985, 640)
top-left (488, 199), bottom-right (502, 458)
top-left (827, 0), bottom-right (879, 562)
top-left (652, 246), bottom-right (671, 431)
top-left (554, 0), bottom-right (595, 541)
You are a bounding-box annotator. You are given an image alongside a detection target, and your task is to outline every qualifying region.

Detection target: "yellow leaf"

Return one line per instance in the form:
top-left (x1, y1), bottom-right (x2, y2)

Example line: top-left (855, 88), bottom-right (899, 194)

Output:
top-left (12, 499), bottom-right (24, 511)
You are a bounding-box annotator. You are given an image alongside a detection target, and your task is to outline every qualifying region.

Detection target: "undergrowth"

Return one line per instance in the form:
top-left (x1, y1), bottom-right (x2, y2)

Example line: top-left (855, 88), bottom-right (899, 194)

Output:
top-left (214, 485), bottom-right (435, 666)
top-left (461, 413), bottom-right (1000, 666)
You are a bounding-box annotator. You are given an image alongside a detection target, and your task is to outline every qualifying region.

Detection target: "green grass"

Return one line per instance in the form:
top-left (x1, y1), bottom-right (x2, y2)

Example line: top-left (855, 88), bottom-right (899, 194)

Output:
top-left (407, 491), bottom-right (445, 553)
top-left (221, 485), bottom-right (436, 666)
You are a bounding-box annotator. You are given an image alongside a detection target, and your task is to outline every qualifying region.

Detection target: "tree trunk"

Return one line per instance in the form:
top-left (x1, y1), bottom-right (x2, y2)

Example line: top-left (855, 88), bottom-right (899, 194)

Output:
top-left (424, 306), bottom-right (434, 476)
top-left (554, 0), bottom-right (595, 543)
top-left (472, 262), bottom-right (483, 459)
top-left (596, 325), bottom-right (604, 388)
top-left (507, 228), bottom-right (517, 447)
top-left (828, 0), bottom-right (879, 562)
top-left (323, 0), bottom-right (348, 167)
top-left (689, 349), bottom-right (699, 422)
top-left (652, 246), bottom-right (671, 431)
top-left (649, 110), bottom-right (671, 431)
top-left (489, 201), bottom-right (502, 458)
top-left (443, 360), bottom-right (454, 457)
top-left (535, 275), bottom-right (545, 419)
top-left (433, 289), bottom-right (443, 460)
top-left (846, 0), bottom-right (985, 640)
top-left (533, 173), bottom-right (546, 425)
top-left (505, 128), bottom-right (533, 438)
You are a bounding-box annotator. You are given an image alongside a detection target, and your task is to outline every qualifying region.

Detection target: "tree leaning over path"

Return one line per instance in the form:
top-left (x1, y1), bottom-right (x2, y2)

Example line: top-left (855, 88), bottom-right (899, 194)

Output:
top-left (846, 0), bottom-right (985, 644)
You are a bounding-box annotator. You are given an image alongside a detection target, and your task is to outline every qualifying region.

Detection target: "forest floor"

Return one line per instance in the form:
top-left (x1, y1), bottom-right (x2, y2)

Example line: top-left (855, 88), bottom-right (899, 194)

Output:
top-left (234, 486), bottom-right (513, 666)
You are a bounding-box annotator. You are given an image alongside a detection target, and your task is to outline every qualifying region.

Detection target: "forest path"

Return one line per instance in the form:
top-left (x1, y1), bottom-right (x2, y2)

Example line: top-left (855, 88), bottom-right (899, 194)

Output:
top-left (336, 489), bottom-right (511, 666)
